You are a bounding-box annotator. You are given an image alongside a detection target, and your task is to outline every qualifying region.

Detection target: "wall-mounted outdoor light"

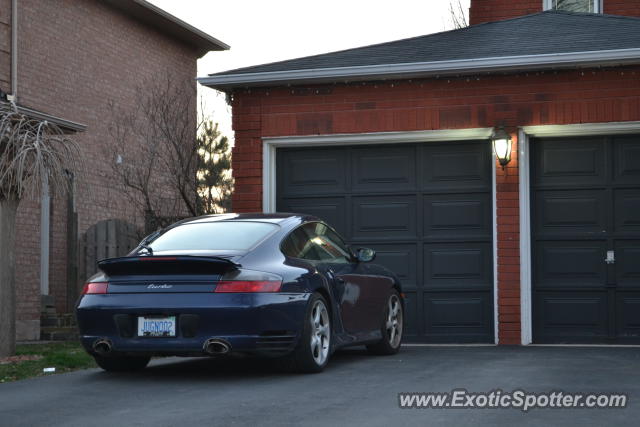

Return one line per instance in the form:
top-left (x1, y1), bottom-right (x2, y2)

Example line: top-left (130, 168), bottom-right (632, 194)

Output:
top-left (491, 126), bottom-right (512, 170)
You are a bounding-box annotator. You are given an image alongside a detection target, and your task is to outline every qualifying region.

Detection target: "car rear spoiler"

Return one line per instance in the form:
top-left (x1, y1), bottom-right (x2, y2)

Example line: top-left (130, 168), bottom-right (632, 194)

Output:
top-left (97, 255), bottom-right (240, 276)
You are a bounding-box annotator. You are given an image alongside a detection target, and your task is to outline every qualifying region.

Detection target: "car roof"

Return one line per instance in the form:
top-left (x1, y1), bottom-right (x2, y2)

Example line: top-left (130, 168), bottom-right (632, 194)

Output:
top-left (170, 212), bottom-right (321, 227)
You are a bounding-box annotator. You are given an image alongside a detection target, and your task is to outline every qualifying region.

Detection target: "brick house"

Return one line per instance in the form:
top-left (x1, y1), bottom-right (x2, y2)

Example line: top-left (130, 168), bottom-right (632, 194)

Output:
top-left (201, 0), bottom-right (640, 345)
top-left (0, 0), bottom-right (227, 340)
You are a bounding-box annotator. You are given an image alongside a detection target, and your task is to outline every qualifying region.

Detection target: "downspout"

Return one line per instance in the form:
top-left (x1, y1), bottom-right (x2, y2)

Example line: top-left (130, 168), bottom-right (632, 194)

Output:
top-left (40, 176), bottom-right (50, 296)
top-left (11, 0), bottom-right (17, 101)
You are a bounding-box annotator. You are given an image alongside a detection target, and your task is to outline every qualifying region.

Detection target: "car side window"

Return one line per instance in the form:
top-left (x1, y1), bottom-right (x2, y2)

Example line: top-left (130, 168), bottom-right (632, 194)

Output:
top-left (281, 222), bottom-right (352, 264)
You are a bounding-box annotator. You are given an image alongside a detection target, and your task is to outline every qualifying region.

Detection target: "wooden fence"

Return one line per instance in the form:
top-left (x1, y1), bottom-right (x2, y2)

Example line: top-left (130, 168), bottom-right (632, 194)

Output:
top-left (77, 219), bottom-right (140, 289)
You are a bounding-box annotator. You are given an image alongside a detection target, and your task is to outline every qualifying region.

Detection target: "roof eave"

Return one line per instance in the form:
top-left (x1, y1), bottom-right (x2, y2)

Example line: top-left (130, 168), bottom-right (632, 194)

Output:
top-left (104, 0), bottom-right (229, 57)
top-left (0, 100), bottom-right (86, 133)
top-left (198, 48), bottom-right (640, 90)
top-left (4, 103), bottom-right (87, 133)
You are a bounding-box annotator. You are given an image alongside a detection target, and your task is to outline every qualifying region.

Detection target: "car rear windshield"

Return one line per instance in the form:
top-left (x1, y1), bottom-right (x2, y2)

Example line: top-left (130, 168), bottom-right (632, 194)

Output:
top-left (148, 221), bottom-right (278, 252)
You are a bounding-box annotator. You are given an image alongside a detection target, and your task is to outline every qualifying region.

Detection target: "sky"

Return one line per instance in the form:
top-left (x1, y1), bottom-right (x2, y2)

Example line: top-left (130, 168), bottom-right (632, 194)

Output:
top-left (148, 0), bottom-right (470, 141)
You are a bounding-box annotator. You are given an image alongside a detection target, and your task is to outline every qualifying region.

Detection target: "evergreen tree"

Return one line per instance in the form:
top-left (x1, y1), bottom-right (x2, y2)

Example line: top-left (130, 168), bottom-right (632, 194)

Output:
top-left (196, 120), bottom-right (233, 214)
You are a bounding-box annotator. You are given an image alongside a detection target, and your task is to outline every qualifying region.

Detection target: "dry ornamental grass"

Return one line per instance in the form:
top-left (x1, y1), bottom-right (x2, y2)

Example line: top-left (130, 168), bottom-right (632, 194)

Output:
top-left (0, 102), bottom-right (80, 200)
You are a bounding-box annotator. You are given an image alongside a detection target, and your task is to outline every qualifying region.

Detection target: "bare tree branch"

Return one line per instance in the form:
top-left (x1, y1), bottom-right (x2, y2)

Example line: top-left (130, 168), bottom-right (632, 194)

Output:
top-left (448, 0), bottom-right (469, 29)
top-left (106, 72), bottom-right (233, 232)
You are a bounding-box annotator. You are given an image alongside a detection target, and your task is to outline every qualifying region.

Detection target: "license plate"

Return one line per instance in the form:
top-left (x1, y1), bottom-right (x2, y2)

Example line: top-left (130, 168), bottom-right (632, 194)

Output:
top-left (137, 316), bottom-right (176, 337)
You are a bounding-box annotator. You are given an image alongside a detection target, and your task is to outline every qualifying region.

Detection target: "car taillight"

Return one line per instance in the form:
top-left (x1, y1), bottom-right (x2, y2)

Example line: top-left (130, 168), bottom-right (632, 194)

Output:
top-left (215, 280), bottom-right (282, 293)
top-left (82, 282), bottom-right (109, 294)
top-left (214, 269), bottom-right (283, 293)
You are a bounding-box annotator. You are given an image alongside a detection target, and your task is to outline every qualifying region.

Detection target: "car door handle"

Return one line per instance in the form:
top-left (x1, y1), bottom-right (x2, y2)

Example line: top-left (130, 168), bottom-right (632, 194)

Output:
top-left (327, 269), bottom-right (345, 283)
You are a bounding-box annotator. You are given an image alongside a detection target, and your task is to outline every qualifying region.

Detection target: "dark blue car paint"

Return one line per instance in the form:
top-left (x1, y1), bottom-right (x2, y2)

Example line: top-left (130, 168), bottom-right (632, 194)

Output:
top-left (76, 213), bottom-right (403, 358)
top-left (77, 292), bottom-right (310, 355)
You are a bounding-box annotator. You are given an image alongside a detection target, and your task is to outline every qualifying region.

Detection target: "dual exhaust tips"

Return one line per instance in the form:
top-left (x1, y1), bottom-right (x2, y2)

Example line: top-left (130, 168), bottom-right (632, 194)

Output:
top-left (92, 337), bottom-right (231, 356)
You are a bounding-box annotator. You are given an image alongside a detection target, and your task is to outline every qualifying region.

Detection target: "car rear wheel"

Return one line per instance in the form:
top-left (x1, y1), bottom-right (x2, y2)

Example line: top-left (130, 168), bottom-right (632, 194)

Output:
top-left (366, 290), bottom-right (403, 355)
top-left (285, 293), bottom-right (331, 373)
top-left (94, 355), bottom-right (151, 372)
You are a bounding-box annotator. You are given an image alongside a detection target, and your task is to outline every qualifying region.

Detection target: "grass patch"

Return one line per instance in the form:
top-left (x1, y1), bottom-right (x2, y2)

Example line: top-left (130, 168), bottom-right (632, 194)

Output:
top-left (0, 342), bottom-right (96, 383)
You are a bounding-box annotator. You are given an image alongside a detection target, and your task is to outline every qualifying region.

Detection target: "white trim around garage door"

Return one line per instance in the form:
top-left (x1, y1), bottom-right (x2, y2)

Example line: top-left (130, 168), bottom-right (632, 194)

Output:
top-left (518, 129), bottom-right (532, 345)
top-left (518, 120), bottom-right (640, 345)
top-left (262, 127), bottom-right (499, 343)
top-left (262, 128), bottom-right (494, 212)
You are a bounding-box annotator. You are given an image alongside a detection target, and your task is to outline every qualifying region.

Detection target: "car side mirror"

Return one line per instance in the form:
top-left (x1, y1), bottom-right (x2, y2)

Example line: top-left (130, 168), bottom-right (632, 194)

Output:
top-left (356, 247), bottom-right (376, 263)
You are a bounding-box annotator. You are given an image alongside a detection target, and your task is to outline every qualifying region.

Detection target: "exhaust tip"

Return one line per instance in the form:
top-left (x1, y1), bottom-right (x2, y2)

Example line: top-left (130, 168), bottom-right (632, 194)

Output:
top-left (203, 338), bottom-right (231, 356)
top-left (93, 339), bottom-right (112, 356)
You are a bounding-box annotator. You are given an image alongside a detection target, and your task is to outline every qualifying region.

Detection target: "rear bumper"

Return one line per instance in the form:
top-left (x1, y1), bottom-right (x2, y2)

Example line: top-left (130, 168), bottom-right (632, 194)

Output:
top-left (76, 292), bottom-right (310, 357)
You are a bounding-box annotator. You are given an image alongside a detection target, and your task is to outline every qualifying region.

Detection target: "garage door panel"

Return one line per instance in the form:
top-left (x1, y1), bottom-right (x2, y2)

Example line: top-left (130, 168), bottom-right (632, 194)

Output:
top-left (534, 190), bottom-right (607, 236)
top-left (533, 241), bottom-right (607, 288)
top-left (365, 244), bottom-right (417, 286)
top-left (613, 136), bottom-right (640, 185)
top-left (422, 143), bottom-right (491, 192)
top-left (278, 140), bottom-right (493, 343)
top-left (280, 197), bottom-right (347, 237)
top-left (424, 193), bottom-right (492, 240)
top-left (534, 291), bottom-right (608, 342)
top-left (532, 135), bottom-right (640, 344)
top-left (534, 139), bottom-right (605, 187)
top-left (351, 146), bottom-right (417, 192)
top-left (614, 189), bottom-right (640, 234)
top-left (352, 195), bottom-right (417, 240)
top-left (277, 148), bottom-right (347, 196)
top-left (424, 243), bottom-right (492, 289)
top-left (616, 293), bottom-right (640, 339)
top-left (615, 241), bottom-right (640, 287)
top-left (424, 292), bottom-right (493, 342)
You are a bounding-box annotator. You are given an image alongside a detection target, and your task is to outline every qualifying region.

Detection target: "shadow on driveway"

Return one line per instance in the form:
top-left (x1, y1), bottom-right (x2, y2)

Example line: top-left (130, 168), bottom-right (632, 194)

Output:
top-left (96, 347), bottom-right (371, 379)
top-left (1, 346), bottom-right (639, 427)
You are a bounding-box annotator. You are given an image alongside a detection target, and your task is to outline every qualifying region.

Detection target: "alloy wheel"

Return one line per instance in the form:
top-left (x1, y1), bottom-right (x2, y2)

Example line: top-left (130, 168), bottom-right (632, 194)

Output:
top-left (386, 294), bottom-right (403, 348)
top-left (310, 299), bottom-right (330, 365)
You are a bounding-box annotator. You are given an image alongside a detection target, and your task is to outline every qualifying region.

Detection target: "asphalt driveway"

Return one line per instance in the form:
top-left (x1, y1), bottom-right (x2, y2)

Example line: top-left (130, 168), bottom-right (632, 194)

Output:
top-left (1, 346), bottom-right (639, 427)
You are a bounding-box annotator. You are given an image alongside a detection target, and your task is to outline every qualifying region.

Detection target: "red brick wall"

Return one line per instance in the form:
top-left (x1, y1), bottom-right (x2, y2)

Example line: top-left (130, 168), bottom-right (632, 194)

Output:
top-left (10, 0), bottom-right (199, 339)
top-left (231, 66), bottom-right (640, 344)
top-left (470, 0), bottom-right (541, 25)
top-left (470, 0), bottom-right (640, 25)
top-left (496, 135), bottom-right (520, 344)
top-left (604, 0), bottom-right (640, 16)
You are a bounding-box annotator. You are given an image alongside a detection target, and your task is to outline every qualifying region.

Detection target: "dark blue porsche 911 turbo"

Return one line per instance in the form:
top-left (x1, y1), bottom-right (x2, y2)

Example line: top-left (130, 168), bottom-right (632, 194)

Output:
top-left (76, 213), bottom-right (404, 373)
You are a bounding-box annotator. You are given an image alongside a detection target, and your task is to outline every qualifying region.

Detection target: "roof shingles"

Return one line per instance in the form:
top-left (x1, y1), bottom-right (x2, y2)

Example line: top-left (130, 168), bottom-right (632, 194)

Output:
top-left (210, 11), bottom-right (640, 77)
